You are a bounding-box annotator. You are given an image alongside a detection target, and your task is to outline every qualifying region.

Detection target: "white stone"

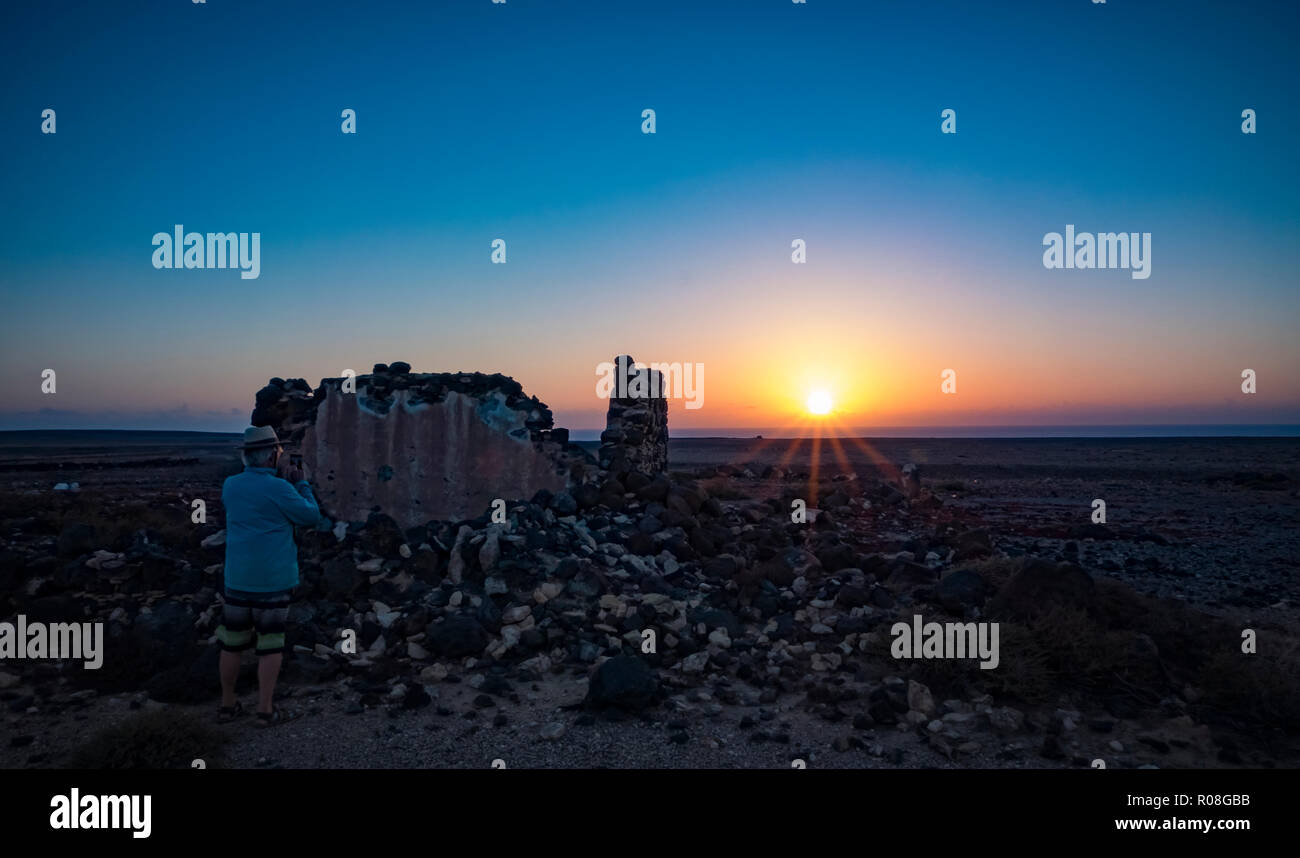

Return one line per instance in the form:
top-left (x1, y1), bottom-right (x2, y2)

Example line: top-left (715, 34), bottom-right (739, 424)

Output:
top-left (447, 525), bottom-right (473, 584)
top-left (501, 605), bottom-right (532, 624)
top-left (907, 680), bottom-right (936, 716)
top-left (680, 651), bottom-right (709, 674)
top-left (419, 664), bottom-right (448, 682)
top-left (533, 582), bottom-right (564, 603)
top-left (500, 626), bottom-right (521, 648)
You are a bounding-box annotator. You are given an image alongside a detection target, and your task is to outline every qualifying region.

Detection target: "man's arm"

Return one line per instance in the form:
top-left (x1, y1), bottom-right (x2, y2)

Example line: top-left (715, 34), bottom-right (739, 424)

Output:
top-left (270, 477), bottom-right (322, 526)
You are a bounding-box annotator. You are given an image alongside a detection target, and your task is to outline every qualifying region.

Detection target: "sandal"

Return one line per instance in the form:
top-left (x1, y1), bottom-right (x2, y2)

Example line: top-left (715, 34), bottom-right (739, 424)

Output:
top-left (255, 707), bottom-right (303, 728)
top-left (217, 701), bottom-right (247, 723)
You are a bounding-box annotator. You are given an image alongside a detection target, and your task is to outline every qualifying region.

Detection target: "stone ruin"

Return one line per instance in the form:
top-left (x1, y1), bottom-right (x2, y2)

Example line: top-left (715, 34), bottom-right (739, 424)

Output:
top-left (249, 357), bottom-right (669, 529)
top-left (251, 363), bottom-right (590, 529)
top-left (597, 355), bottom-right (669, 479)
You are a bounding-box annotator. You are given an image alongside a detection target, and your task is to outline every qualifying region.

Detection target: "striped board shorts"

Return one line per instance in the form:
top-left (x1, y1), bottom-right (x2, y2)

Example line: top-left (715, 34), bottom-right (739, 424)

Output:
top-left (216, 588), bottom-right (293, 655)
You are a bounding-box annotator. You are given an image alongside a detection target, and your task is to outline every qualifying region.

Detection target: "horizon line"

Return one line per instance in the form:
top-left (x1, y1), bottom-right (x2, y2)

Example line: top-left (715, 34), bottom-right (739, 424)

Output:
top-left (2, 423), bottom-right (1299, 441)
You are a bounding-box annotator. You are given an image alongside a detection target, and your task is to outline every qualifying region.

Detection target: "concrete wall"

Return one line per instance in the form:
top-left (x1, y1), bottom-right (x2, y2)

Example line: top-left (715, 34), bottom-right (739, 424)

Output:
top-left (250, 367), bottom-right (586, 529)
top-left (304, 387), bottom-right (569, 528)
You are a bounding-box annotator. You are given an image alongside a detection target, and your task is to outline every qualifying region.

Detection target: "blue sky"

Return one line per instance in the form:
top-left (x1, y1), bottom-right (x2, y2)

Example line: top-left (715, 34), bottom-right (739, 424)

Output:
top-left (1, 0), bottom-right (1296, 432)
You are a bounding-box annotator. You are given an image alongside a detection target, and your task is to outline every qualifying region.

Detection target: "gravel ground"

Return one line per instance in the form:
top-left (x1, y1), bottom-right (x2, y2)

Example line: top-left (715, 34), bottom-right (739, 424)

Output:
top-left (2, 433), bottom-right (1295, 770)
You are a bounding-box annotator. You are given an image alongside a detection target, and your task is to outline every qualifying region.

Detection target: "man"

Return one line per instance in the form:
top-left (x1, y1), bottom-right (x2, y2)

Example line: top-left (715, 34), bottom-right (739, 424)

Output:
top-left (216, 425), bottom-right (321, 726)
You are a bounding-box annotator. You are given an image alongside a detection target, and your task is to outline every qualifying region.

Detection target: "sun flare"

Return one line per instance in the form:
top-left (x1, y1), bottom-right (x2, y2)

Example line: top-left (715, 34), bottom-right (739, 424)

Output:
top-left (806, 390), bottom-right (833, 416)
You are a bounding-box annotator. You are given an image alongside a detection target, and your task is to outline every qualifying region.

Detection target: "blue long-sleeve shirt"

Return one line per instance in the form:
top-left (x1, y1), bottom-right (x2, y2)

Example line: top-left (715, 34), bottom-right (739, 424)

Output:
top-left (221, 466), bottom-right (321, 592)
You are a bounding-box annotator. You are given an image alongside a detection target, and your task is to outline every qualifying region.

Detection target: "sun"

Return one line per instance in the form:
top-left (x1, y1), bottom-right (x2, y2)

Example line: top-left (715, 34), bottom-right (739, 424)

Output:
top-left (806, 390), bottom-right (833, 416)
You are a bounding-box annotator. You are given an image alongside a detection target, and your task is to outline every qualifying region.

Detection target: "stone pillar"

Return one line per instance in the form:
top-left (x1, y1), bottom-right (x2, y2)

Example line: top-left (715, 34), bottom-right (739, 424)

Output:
top-left (598, 355), bottom-right (668, 479)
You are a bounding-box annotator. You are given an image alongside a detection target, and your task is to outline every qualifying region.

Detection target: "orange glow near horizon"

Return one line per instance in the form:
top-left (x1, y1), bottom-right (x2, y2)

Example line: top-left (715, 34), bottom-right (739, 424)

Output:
top-left (712, 407), bottom-right (910, 509)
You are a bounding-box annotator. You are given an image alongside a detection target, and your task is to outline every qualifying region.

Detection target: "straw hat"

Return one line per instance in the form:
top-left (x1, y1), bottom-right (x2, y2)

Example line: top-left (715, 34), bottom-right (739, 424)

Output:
top-left (237, 425), bottom-right (283, 450)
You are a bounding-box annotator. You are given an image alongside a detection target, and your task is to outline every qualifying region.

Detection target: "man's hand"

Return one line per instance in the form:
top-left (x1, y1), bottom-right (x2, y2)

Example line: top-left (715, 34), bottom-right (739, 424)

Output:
top-left (278, 453), bottom-right (306, 483)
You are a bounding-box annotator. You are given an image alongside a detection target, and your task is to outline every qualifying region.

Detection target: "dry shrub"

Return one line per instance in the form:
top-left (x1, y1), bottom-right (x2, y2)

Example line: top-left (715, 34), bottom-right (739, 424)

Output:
top-left (68, 708), bottom-right (226, 769)
top-left (1095, 578), bottom-right (1218, 669)
top-left (977, 604), bottom-right (1147, 706)
top-left (58, 491), bottom-right (195, 551)
top-left (1197, 631), bottom-right (1300, 729)
top-left (910, 649), bottom-right (984, 700)
top-left (964, 555), bottom-right (1025, 592)
top-left (983, 621), bottom-right (1057, 704)
top-left (0, 489), bottom-right (62, 533)
top-left (970, 565), bottom-right (1300, 729)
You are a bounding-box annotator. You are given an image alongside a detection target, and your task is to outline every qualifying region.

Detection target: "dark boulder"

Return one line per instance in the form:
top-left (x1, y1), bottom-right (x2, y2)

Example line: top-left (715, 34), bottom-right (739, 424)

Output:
top-left (574, 483), bottom-right (602, 510)
top-left (702, 555), bottom-right (739, 581)
top-left (551, 491), bottom-right (578, 517)
top-left (321, 555), bottom-right (366, 599)
top-left (816, 542), bottom-right (856, 573)
top-left (425, 616), bottom-right (488, 658)
top-left (585, 655), bottom-right (660, 711)
top-left (836, 582), bottom-right (873, 609)
top-left (360, 513), bottom-right (405, 557)
top-left (884, 562), bottom-right (937, 594)
top-left (635, 474), bottom-right (671, 503)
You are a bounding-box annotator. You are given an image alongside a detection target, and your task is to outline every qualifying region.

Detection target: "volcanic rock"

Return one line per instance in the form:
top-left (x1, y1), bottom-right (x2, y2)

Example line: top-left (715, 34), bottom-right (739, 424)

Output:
top-left (426, 616), bottom-right (488, 659)
top-left (585, 655), bottom-right (660, 711)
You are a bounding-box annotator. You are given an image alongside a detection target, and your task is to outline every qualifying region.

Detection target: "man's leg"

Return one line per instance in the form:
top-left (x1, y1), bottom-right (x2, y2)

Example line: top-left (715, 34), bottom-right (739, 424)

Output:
top-left (216, 592), bottom-right (255, 713)
top-left (256, 653), bottom-right (283, 715)
top-left (250, 589), bottom-right (292, 716)
top-left (219, 650), bottom-right (242, 708)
